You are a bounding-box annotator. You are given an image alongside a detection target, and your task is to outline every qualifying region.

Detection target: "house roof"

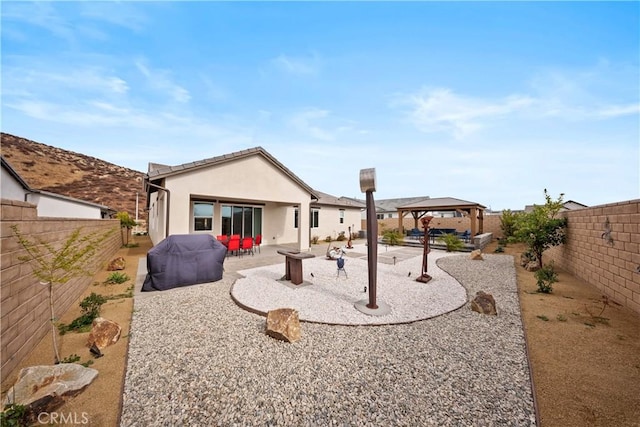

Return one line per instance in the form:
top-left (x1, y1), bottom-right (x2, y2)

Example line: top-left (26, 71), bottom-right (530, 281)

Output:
top-left (1, 156), bottom-right (112, 212)
top-left (146, 146), bottom-right (319, 199)
top-left (398, 197), bottom-right (487, 210)
top-left (524, 200), bottom-right (588, 213)
top-left (1, 156), bottom-right (32, 190)
top-left (312, 191), bottom-right (366, 209)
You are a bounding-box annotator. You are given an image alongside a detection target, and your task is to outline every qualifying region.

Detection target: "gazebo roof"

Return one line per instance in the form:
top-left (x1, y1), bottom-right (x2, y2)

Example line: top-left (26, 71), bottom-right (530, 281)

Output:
top-left (398, 197), bottom-right (486, 211)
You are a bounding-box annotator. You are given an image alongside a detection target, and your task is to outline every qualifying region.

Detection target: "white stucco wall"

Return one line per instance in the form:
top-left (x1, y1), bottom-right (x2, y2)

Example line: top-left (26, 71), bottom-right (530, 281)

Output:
top-left (27, 193), bottom-right (103, 219)
top-left (1, 167), bottom-right (28, 201)
top-left (153, 155), bottom-right (313, 249)
top-left (310, 206), bottom-right (362, 242)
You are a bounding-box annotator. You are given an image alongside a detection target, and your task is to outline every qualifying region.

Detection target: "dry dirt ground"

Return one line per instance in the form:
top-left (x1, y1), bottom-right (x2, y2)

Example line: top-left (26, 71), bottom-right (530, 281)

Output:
top-left (2, 237), bottom-right (639, 426)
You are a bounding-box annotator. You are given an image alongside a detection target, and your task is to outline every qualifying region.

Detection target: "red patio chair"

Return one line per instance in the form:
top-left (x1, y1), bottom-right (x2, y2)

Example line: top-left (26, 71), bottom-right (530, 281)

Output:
top-left (227, 237), bottom-right (240, 256)
top-left (241, 237), bottom-right (254, 256)
top-left (254, 234), bottom-right (262, 253)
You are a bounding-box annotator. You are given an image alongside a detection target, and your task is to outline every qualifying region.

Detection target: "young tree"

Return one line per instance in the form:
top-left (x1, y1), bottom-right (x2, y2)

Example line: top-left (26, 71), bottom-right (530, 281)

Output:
top-left (11, 225), bottom-right (116, 364)
top-left (116, 211), bottom-right (137, 246)
top-left (513, 189), bottom-right (568, 270)
top-left (500, 209), bottom-right (520, 240)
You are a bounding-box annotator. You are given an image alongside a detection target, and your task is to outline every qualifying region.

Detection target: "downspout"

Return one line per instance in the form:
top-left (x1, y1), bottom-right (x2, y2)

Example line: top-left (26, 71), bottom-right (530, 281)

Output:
top-left (145, 180), bottom-right (171, 239)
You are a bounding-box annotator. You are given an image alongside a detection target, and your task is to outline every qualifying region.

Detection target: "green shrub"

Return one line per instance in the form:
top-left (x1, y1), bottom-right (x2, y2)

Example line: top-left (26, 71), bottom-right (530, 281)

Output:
top-left (105, 272), bottom-right (130, 284)
top-left (336, 231), bottom-right (346, 241)
top-left (325, 236), bottom-right (332, 242)
top-left (382, 229), bottom-right (404, 246)
top-left (535, 262), bottom-right (558, 293)
top-left (311, 235), bottom-right (319, 244)
top-left (58, 293), bottom-right (107, 334)
top-left (0, 404), bottom-right (28, 427)
top-left (437, 233), bottom-right (465, 252)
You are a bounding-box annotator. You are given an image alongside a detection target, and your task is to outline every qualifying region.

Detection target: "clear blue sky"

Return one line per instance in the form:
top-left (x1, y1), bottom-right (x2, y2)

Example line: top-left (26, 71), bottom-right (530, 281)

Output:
top-left (2, 1), bottom-right (638, 210)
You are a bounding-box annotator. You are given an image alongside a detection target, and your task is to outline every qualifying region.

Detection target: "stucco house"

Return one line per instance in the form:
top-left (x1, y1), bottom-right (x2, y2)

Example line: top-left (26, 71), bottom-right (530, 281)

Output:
top-left (1, 156), bottom-right (112, 219)
top-left (144, 147), bottom-right (364, 250)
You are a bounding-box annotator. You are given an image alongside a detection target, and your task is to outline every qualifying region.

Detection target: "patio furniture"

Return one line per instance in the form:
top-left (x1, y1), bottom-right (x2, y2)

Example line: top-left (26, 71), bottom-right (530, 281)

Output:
top-left (277, 250), bottom-right (315, 285)
top-left (227, 237), bottom-right (240, 256)
top-left (241, 237), bottom-right (254, 256)
top-left (254, 234), bottom-right (262, 253)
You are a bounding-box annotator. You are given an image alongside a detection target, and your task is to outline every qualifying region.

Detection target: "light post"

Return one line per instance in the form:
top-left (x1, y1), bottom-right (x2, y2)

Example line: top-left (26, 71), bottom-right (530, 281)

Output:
top-left (354, 168), bottom-right (390, 316)
top-left (360, 168), bottom-right (378, 309)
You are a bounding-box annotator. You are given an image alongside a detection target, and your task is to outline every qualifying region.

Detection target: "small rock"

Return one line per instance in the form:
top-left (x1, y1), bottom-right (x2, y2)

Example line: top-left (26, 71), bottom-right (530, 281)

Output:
top-left (265, 308), bottom-right (301, 343)
top-left (470, 291), bottom-right (497, 315)
top-left (86, 317), bottom-right (121, 349)
top-left (469, 250), bottom-right (483, 260)
top-left (107, 256), bottom-right (126, 271)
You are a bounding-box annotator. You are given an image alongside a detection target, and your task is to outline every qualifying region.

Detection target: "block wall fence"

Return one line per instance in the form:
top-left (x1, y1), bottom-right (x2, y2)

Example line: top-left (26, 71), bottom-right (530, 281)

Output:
top-left (545, 199), bottom-right (640, 315)
top-left (1, 199), bottom-right (121, 380)
top-left (367, 200), bottom-right (640, 315)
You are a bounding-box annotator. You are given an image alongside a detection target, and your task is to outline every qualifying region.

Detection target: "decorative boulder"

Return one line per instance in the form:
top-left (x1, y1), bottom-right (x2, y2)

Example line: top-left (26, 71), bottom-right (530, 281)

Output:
top-left (471, 291), bottom-right (497, 315)
top-left (265, 308), bottom-right (301, 343)
top-left (107, 256), bottom-right (126, 271)
top-left (3, 364), bottom-right (98, 417)
top-left (86, 317), bottom-right (121, 350)
top-left (470, 250), bottom-right (484, 260)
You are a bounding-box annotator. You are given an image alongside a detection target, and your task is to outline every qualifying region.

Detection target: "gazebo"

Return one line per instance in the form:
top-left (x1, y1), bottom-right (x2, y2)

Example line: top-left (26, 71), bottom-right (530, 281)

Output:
top-left (396, 197), bottom-right (487, 237)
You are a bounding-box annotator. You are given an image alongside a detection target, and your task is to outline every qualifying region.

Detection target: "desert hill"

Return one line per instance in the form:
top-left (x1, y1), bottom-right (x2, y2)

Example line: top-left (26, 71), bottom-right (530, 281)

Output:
top-left (1, 133), bottom-right (147, 220)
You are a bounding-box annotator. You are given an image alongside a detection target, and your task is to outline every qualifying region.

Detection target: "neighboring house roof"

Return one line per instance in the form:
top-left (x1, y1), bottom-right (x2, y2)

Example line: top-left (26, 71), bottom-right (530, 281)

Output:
top-left (2, 156), bottom-right (32, 190)
top-left (313, 191), bottom-right (366, 209)
top-left (146, 147), bottom-right (319, 199)
top-left (1, 156), bottom-right (113, 214)
top-left (399, 197), bottom-right (487, 210)
top-left (524, 200), bottom-right (588, 213)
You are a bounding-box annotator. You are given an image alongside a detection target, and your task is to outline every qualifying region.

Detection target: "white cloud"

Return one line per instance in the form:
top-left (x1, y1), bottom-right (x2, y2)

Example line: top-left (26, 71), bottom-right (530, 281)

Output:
top-left (271, 53), bottom-right (321, 75)
top-left (135, 59), bottom-right (191, 103)
top-left (394, 87), bottom-right (534, 138)
top-left (289, 108), bottom-right (333, 141)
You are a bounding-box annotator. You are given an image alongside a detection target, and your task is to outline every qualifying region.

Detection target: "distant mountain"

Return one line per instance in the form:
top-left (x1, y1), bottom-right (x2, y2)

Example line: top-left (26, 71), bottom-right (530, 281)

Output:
top-left (1, 133), bottom-right (147, 220)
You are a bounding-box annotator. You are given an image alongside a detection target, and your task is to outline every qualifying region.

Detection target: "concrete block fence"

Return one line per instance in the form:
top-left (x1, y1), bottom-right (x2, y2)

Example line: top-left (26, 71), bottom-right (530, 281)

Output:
top-left (546, 199), bottom-right (640, 315)
top-left (1, 199), bottom-right (121, 381)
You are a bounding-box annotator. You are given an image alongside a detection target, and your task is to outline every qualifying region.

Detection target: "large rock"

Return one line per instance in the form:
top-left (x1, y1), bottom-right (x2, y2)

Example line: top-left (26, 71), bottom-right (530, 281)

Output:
top-left (265, 308), bottom-right (301, 343)
top-left (470, 249), bottom-right (484, 260)
top-left (3, 364), bottom-right (98, 417)
top-left (86, 317), bottom-right (121, 349)
top-left (107, 256), bottom-right (126, 271)
top-left (470, 291), bottom-right (497, 315)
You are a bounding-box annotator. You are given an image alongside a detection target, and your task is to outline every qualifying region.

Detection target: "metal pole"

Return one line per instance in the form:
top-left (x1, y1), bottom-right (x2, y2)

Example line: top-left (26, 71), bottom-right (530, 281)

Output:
top-left (366, 190), bottom-right (378, 309)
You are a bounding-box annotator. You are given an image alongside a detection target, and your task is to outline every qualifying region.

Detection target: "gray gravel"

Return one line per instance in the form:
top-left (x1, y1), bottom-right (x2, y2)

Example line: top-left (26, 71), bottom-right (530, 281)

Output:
top-left (120, 252), bottom-right (536, 426)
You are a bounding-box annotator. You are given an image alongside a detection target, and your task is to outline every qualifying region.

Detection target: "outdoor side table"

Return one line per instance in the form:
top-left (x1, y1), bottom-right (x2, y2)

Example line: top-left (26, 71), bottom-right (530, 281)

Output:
top-left (277, 250), bottom-right (315, 285)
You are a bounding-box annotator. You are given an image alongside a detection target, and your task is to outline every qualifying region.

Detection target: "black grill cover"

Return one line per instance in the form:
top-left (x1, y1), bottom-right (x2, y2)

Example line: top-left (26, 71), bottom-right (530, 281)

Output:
top-left (142, 234), bottom-right (226, 292)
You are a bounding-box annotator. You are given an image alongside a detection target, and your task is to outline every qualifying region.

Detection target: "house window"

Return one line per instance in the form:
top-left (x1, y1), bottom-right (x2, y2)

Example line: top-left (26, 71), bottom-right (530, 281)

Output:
top-left (376, 214), bottom-right (384, 220)
top-left (387, 213), bottom-right (393, 219)
top-left (294, 208), bottom-right (299, 228)
top-left (193, 202), bottom-right (214, 231)
top-left (311, 209), bottom-right (320, 228)
top-left (339, 209), bottom-right (345, 224)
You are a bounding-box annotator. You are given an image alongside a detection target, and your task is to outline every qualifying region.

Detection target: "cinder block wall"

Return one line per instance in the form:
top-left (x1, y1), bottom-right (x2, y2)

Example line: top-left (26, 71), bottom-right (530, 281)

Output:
top-left (545, 200), bottom-right (640, 314)
top-left (1, 199), bottom-right (121, 378)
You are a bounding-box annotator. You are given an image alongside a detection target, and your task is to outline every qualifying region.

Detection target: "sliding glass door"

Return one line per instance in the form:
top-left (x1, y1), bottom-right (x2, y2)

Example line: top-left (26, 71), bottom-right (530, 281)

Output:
top-left (221, 205), bottom-right (262, 238)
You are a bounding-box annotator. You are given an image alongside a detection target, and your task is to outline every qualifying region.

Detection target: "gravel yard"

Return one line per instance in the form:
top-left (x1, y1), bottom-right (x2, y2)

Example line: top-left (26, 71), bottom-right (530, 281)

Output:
top-left (121, 249), bottom-right (536, 426)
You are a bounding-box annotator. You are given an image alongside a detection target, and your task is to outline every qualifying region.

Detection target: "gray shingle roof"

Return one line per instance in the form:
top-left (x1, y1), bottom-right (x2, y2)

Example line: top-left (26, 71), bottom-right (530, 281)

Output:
top-left (399, 197), bottom-right (486, 210)
top-left (145, 147), bottom-right (318, 198)
top-left (312, 191), bottom-right (366, 209)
